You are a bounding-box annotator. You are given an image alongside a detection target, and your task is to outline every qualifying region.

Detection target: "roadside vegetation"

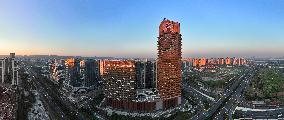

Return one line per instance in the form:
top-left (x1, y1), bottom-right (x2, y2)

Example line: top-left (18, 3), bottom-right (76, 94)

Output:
top-left (17, 69), bottom-right (36, 120)
top-left (245, 68), bottom-right (284, 100)
top-left (185, 66), bottom-right (245, 98)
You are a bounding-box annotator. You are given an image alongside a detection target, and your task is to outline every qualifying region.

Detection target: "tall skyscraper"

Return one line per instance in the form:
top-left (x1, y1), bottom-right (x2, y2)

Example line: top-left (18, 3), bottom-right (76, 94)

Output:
top-left (0, 60), bottom-right (4, 83)
top-left (65, 58), bottom-right (82, 87)
top-left (50, 60), bottom-right (65, 83)
top-left (157, 18), bottom-right (182, 109)
top-left (135, 61), bottom-right (146, 89)
top-left (200, 58), bottom-right (207, 66)
top-left (0, 53), bottom-right (19, 85)
top-left (226, 57), bottom-right (231, 65)
top-left (83, 59), bottom-right (100, 88)
top-left (144, 61), bottom-right (156, 89)
top-left (193, 58), bottom-right (199, 67)
top-left (218, 58), bottom-right (225, 65)
top-left (135, 60), bottom-right (156, 89)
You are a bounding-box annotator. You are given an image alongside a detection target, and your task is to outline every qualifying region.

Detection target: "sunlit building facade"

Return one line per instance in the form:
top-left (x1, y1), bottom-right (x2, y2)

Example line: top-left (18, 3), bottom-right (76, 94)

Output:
top-left (193, 58), bottom-right (199, 67)
top-left (157, 18), bottom-right (182, 109)
top-left (50, 60), bottom-right (65, 83)
top-left (218, 58), bottom-right (225, 65)
top-left (101, 59), bottom-right (161, 112)
top-left (102, 60), bottom-right (138, 109)
top-left (226, 57), bottom-right (231, 65)
top-left (65, 58), bottom-right (82, 87)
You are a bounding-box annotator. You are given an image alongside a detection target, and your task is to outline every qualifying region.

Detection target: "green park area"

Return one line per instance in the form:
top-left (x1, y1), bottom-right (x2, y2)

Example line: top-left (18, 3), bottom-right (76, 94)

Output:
top-left (245, 68), bottom-right (284, 100)
top-left (186, 67), bottom-right (245, 89)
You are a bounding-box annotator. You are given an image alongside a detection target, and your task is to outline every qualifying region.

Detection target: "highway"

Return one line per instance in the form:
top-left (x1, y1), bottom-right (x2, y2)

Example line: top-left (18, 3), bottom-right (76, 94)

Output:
top-left (23, 61), bottom-right (85, 120)
top-left (183, 84), bottom-right (215, 103)
top-left (189, 68), bottom-right (255, 120)
top-left (213, 69), bottom-right (253, 119)
top-left (214, 67), bottom-right (284, 119)
top-left (33, 77), bottom-right (66, 119)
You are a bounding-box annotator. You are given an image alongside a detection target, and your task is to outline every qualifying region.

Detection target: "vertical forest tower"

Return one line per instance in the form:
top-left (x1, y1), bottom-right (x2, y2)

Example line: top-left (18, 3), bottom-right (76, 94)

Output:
top-left (157, 18), bottom-right (182, 109)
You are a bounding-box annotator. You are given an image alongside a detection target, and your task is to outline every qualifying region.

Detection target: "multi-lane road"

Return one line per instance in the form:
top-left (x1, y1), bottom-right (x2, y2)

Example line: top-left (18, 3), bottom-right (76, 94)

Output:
top-left (188, 68), bottom-right (255, 120)
top-left (23, 61), bottom-right (85, 120)
top-left (186, 67), bottom-right (284, 119)
top-left (183, 83), bottom-right (215, 103)
top-left (213, 69), bottom-right (253, 119)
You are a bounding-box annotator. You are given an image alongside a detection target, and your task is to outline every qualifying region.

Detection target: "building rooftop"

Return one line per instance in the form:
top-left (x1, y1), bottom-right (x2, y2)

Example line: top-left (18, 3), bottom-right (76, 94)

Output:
top-left (135, 88), bottom-right (161, 102)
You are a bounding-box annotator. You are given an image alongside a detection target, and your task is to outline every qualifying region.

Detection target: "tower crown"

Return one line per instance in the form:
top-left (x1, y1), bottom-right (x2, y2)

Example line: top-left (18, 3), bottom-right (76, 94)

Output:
top-left (159, 18), bottom-right (180, 35)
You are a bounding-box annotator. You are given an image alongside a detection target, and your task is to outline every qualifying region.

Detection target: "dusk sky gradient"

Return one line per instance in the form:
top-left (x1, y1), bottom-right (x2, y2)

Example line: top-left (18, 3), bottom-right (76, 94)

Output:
top-left (0, 0), bottom-right (284, 58)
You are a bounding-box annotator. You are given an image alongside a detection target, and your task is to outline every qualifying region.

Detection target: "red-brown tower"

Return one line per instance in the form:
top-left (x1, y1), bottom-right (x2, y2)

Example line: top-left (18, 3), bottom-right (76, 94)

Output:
top-left (157, 18), bottom-right (182, 109)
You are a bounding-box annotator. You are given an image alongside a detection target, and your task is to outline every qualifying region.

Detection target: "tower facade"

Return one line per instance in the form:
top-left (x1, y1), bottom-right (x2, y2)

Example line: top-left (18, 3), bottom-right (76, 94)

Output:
top-left (102, 60), bottom-right (138, 110)
top-left (226, 57), bottom-right (231, 65)
top-left (157, 19), bottom-right (182, 109)
top-left (65, 58), bottom-right (82, 87)
top-left (0, 53), bottom-right (19, 86)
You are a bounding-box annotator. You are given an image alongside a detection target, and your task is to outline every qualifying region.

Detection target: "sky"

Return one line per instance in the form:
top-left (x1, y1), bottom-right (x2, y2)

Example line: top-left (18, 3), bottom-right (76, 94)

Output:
top-left (0, 0), bottom-right (284, 58)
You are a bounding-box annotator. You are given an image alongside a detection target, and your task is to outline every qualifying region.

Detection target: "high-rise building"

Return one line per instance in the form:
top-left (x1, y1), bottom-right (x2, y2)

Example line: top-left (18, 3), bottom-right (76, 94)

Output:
top-left (101, 59), bottom-right (160, 112)
top-left (102, 60), bottom-right (137, 109)
top-left (182, 59), bottom-right (192, 80)
top-left (193, 58), bottom-right (199, 67)
top-left (84, 59), bottom-right (100, 88)
top-left (200, 58), bottom-right (207, 66)
top-left (145, 61), bottom-right (156, 89)
top-left (135, 61), bottom-right (146, 89)
top-left (50, 60), bottom-right (65, 83)
top-left (157, 18), bottom-right (182, 109)
top-left (65, 58), bottom-right (82, 87)
top-left (0, 60), bottom-right (4, 83)
top-left (240, 58), bottom-right (246, 65)
top-left (233, 57), bottom-right (238, 65)
top-left (135, 60), bottom-right (156, 89)
top-left (53, 58), bottom-right (100, 90)
top-left (0, 53), bottom-right (19, 86)
top-left (99, 60), bottom-right (106, 76)
top-left (218, 58), bottom-right (224, 65)
top-left (226, 57), bottom-right (231, 65)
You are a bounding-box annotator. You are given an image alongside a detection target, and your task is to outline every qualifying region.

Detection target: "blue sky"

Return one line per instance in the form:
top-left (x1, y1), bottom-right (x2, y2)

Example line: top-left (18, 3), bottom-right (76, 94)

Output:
top-left (0, 0), bottom-right (283, 58)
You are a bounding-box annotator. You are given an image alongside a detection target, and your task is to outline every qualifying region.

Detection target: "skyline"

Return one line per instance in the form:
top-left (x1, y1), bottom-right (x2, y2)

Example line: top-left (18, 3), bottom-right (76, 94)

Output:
top-left (0, 0), bottom-right (284, 58)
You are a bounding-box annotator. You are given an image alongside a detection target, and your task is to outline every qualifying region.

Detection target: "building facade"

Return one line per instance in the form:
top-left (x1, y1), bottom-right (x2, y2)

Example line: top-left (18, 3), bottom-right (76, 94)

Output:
top-left (102, 60), bottom-right (137, 109)
top-left (65, 58), bottom-right (82, 87)
top-left (101, 59), bottom-right (161, 112)
top-left (157, 18), bottom-right (182, 109)
top-left (59, 58), bottom-right (101, 90)
top-left (135, 60), bottom-right (156, 89)
top-left (0, 53), bottom-right (19, 86)
top-left (83, 59), bottom-right (100, 88)
top-left (135, 61), bottom-right (146, 89)
top-left (226, 57), bottom-right (231, 65)
top-left (144, 61), bottom-right (156, 89)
